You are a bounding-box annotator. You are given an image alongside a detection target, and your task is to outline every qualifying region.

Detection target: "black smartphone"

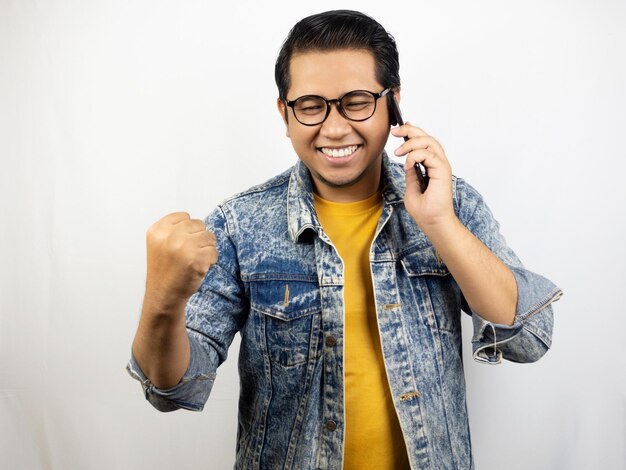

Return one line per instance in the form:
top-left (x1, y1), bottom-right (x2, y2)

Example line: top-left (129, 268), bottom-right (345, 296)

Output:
top-left (388, 94), bottom-right (429, 193)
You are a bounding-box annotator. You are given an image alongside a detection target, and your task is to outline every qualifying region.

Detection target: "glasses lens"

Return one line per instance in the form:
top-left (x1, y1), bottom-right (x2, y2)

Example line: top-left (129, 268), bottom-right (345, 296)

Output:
top-left (293, 96), bottom-right (327, 125)
top-left (341, 91), bottom-right (376, 120)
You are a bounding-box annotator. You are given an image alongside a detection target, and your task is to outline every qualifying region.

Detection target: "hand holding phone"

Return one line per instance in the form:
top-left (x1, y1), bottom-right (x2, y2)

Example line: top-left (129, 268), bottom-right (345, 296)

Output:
top-left (388, 94), bottom-right (429, 193)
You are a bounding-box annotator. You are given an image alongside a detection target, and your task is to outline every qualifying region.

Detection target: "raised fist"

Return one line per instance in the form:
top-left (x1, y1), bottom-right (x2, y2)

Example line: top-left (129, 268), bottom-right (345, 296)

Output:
top-left (145, 212), bottom-right (218, 308)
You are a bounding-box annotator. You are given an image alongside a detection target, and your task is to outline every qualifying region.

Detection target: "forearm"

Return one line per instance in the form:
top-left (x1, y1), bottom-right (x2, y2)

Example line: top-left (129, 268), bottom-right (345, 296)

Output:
top-left (423, 217), bottom-right (518, 326)
top-left (393, 125), bottom-right (518, 325)
top-left (132, 291), bottom-right (191, 389)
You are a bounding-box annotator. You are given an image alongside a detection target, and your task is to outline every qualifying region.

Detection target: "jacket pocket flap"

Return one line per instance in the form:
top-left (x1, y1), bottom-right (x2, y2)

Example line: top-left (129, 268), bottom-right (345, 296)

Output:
top-left (250, 279), bottom-right (321, 320)
top-left (400, 246), bottom-right (450, 276)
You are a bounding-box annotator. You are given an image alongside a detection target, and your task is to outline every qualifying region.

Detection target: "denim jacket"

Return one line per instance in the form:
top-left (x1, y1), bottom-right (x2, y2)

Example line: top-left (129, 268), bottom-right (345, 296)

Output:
top-left (128, 155), bottom-right (562, 469)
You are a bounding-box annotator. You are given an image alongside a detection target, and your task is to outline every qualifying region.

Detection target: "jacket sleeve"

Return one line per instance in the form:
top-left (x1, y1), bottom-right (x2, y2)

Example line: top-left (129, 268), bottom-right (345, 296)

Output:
top-left (126, 205), bottom-right (248, 411)
top-left (453, 177), bottom-right (563, 364)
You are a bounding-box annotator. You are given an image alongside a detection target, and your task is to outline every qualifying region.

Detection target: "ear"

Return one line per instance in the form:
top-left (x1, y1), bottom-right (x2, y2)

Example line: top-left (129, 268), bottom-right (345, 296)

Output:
top-left (393, 86), bottom-right (401, 105)
top-left (276, 98), bottom-right (290, 138)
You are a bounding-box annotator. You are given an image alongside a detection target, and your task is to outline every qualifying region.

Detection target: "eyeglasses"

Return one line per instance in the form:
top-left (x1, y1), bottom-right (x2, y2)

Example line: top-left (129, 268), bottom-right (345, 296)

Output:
top-left (285, 88), bottom-right (391, 126)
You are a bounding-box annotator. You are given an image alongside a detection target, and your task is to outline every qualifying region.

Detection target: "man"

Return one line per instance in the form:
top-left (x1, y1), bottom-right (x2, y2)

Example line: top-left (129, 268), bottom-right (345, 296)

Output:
top-left (128, 10), bottom-right (562, 469)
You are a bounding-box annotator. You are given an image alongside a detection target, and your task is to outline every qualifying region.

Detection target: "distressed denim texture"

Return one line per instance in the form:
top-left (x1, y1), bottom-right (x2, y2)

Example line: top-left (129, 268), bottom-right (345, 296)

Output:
top-left (127, 155), bottom-right (562, 469)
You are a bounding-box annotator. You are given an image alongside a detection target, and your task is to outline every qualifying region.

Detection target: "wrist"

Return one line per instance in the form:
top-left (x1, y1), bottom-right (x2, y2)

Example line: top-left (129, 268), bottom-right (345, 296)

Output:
top-left (418, 212), bottom-right (462, 241)
top-left (142, 285), bottom-right (189, 320)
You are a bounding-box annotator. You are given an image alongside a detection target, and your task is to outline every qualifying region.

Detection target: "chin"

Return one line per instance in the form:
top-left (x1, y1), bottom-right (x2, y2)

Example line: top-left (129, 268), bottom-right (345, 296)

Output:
top-left (316, 169), bottom-right (364, 189)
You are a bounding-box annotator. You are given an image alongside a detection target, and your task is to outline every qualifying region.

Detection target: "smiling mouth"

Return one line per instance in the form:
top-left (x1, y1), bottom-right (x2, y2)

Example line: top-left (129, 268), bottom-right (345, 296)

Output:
top-left (319, 145), bottom-right (360, 158)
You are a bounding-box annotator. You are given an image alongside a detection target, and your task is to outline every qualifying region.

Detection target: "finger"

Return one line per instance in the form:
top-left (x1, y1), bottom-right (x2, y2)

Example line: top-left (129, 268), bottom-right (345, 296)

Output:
top-left (393, 137), bottom-right (437, 157)
top-left (182, 219), bottom-right (208, 234)
top-left (392, 125), bottom-right (445, 155)
top-left (206, 231), bottom-right (216, 244)
top-left (162, 212), bottom-right (191, 224)
top-left (405, 147), bottom-right (452, 181)
top-left (404, 122), bottom-right (428, 135)
top-left (190, 246), bottom-right (218, 276)
top-left (397, 135), bottom-right (444, 156)
top-left (191, 230), bottom-right (216, 247)
top-left (403, 148), bottom-right (437, 171)
top-left (390, 123), bottom-right (430, 139)
top-left (396, 141), bottom-right (447, 169)
top-left (199, 245), bottom-right (219, 266)
top-left (390, 124), bottom-right (416, 140)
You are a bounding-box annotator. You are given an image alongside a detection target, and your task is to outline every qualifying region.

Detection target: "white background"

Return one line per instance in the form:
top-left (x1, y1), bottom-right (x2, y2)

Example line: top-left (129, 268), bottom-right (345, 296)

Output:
top-left (1, 0), bottom-right (625, 469)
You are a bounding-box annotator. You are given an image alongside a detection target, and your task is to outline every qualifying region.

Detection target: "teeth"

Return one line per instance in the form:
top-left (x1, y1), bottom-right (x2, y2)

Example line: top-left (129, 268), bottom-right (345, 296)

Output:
top-left (320, 145), bottom-right (358, 158)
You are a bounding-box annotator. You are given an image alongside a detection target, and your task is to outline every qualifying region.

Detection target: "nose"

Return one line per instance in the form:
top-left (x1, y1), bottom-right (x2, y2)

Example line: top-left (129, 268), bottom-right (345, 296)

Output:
top-left (320, 102), bottom-right (351, 139)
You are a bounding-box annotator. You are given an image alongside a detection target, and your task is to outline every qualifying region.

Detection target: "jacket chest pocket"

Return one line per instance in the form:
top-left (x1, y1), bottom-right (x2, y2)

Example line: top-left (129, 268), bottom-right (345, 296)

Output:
top-left (250, 278), bottom-right (322, 368)
top-left (400, 246), bottom-right (462, 333)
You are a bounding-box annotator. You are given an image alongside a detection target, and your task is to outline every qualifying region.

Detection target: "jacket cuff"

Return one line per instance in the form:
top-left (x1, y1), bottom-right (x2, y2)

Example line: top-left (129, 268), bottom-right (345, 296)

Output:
top-left (471, 266), bottom-right (563, 364)
top-left (126, 333), bottom-right (217, 412)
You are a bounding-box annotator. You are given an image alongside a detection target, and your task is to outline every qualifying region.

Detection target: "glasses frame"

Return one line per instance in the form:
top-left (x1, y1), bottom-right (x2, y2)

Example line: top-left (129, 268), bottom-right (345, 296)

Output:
top-left (285, 87), bottom-right (392, 126)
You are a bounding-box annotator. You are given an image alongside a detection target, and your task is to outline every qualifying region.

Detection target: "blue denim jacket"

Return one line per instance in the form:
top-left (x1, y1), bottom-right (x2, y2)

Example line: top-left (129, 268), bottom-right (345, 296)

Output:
top-left (128, 155), bottom-right (562, 469)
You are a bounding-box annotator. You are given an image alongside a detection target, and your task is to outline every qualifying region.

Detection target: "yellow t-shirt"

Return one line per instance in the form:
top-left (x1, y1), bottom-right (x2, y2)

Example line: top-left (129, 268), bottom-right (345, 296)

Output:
top-left (314, 191), bottom-right (410, 470)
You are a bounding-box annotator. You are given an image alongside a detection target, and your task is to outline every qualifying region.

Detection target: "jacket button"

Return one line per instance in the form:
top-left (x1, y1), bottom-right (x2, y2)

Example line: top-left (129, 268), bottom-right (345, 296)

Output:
top-left (325, 335), bottom-right (337, 347)
top-left (325, 420), bottom-right (337, 432)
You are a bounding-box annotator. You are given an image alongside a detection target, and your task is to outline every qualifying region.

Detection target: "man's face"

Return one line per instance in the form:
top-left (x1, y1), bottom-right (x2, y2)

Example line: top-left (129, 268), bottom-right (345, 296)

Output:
top-left (277, 49), bottom-right (398, 202)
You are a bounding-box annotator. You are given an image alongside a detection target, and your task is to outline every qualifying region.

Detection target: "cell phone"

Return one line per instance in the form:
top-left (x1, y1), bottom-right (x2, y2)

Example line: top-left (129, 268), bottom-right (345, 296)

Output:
top-left (388, 93), bottom-right (429, 193)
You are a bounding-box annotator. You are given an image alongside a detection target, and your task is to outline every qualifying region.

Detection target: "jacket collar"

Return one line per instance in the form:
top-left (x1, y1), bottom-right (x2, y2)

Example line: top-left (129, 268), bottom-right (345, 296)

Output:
top-left (287, 152), bottom-right (406, 243)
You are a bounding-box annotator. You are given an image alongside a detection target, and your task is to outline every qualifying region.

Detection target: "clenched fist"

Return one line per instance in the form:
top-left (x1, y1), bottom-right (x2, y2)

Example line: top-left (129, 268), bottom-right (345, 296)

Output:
top-left (145, 212), bottom-right (218, 309)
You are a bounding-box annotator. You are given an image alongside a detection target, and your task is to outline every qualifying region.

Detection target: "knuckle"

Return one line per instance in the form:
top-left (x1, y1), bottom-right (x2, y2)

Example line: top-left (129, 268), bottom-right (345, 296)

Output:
top-left (206, 231), bottom-right (217, 243)
top-left (147, 224), bottom-right (168, 245)
top-left (165, 231), bottom-right (186, 252)
top-left (190, 249), bottom-right (208, 267)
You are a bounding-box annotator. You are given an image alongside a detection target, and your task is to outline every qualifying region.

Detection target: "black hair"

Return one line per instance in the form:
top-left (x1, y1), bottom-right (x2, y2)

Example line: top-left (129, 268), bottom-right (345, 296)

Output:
top-left (274, 10), bottom-right (400, 100)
